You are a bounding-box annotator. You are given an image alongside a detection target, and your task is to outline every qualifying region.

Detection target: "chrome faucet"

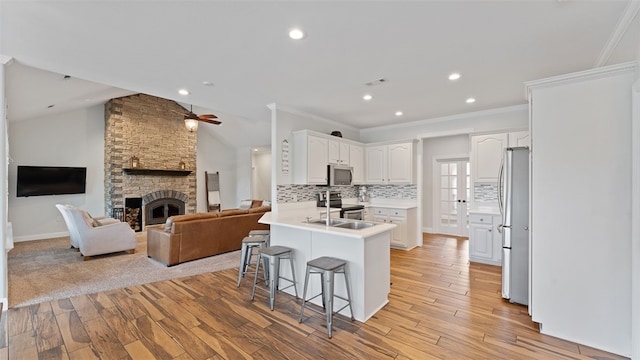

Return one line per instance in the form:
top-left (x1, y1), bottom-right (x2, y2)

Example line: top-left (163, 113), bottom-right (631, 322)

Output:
top-left (326, 190), bottom-right (331, 226)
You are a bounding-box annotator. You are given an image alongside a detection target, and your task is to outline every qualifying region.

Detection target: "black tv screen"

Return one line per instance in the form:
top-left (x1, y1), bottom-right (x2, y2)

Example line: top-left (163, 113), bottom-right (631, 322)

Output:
top-left (17, 166), bottom-right (87, 197)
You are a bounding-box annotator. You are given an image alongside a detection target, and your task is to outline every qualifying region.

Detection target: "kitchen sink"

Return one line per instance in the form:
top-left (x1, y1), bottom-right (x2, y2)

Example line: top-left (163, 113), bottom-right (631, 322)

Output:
top-left (305, 218), bottom-right (348, 226)
top-left (304, 218), bottom-right (376, 230)
top-left (333, 221), bottom-right (376, 230)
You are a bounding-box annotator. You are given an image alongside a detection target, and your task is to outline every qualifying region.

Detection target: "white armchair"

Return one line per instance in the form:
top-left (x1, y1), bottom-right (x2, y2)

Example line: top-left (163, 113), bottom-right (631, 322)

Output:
top-left (56, 204), bottom-right (137, 260)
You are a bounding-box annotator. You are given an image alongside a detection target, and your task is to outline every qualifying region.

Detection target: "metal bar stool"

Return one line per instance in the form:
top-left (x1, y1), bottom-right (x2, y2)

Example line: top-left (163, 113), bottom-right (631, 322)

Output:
top-left (299, 256), bottom-right (354, 338)
top-left (249, 229), bottom-right (270, 247)
top-left (237, 235), bottom-right (267, 287)
top-left (251, 245), bottom-right (298, 310)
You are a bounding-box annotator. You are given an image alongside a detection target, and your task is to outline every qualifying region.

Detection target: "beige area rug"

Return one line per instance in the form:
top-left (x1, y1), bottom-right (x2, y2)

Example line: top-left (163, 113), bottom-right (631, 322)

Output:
top-left (8, 232), bottom-right (241, 308)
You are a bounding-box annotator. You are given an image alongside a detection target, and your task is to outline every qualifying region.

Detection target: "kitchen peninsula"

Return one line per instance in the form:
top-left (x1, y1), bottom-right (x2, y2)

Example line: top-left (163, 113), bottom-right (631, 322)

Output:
top-left (259, 210), bottom-right (396, 322)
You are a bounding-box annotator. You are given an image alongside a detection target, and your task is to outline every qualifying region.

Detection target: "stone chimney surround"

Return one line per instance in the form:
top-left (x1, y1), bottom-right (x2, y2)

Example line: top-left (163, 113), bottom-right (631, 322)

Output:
top-left (104, 94), bottom-right (197, 227)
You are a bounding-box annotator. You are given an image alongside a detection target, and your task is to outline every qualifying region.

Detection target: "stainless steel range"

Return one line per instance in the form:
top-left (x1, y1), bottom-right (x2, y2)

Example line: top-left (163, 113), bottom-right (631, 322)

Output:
top-left (316, 191), bottom-right (365, 220)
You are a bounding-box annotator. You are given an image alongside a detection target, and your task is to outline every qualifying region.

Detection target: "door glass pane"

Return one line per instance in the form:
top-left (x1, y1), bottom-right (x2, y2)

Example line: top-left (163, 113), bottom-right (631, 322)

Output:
top-left (450, 164), bottom-right (458, 175)
top-left (440, 163), bottom-right (449, 175)
top-left (450, 176), bottom-right (457, 188)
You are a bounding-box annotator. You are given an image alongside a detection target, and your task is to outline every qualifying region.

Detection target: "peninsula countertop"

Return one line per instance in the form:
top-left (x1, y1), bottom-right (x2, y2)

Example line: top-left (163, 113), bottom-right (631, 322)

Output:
top-left (259, 210), bottom-right (396, 239)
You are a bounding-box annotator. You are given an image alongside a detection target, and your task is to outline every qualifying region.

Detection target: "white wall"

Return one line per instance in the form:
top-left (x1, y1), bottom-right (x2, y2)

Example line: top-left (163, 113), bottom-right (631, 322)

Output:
top-left (1, 59), bottom-right (10, 307)
top-left (530, 65), bottom-right (635, 356)
top-left (235, 147), bottom-right (252, 204)
top-left (8, 105), bottom-right (106, 241)
top-left (422, 135), bottom-right (469, 232)
top-left (195, 128), bottom-right (241, 212)
top-left (252, 150), bottom-right (271, 201)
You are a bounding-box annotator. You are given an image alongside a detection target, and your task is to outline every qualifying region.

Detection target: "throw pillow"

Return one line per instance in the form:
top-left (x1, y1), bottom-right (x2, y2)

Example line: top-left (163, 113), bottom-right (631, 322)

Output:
top-left (238, 200), bottom-right (252, 210)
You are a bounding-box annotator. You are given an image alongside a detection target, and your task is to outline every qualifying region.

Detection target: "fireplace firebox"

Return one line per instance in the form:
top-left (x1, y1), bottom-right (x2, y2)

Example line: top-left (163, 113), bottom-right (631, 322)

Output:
top-left (145, 198), bottom-right (185, 225)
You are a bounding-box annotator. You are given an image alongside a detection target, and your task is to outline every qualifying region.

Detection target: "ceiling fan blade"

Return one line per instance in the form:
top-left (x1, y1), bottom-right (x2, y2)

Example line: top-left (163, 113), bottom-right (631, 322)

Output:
top-left (198, 114), bottom-right (218, 119)
top-left (200, 118), bottom-right (222, 125)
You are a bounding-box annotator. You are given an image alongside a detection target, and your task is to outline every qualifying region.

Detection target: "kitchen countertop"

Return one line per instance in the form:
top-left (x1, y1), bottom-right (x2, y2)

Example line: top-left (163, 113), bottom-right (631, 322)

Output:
top-left (259, 210), bottom-right (396, 239)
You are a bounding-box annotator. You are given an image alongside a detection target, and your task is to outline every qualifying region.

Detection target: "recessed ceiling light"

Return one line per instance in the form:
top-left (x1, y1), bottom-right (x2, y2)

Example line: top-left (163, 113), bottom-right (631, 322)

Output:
top-left (395, 111), bottom-right (403, 116)
top-left (363, 94), bottom-right (373, 101)
top-left (466, 97), bottom-right (476, 104)
top-left (289, 28), bottom-right (305, 40)
top-left (202, 81), bottom-right (214, 87)
top-left (448, 73), bottom-right (461, 81)
top-left (178, 89), bottom-right (190, 96)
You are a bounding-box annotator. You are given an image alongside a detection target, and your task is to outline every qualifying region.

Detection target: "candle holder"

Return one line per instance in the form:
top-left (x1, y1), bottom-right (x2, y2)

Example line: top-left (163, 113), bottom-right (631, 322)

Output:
top-left (179, 161), bottom-right (186, 170)
top-left (130, 156), bottom-right (139, 168)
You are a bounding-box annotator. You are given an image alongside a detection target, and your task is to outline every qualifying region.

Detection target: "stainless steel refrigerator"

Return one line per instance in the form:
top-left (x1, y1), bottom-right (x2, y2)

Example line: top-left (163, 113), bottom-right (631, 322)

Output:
top-left (498, 147), bottom-right (529, 305)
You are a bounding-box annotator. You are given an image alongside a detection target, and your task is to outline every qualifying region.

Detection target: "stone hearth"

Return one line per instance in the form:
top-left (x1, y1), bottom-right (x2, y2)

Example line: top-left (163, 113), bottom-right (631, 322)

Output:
top-left (104, 94), bottom-right (197, 227)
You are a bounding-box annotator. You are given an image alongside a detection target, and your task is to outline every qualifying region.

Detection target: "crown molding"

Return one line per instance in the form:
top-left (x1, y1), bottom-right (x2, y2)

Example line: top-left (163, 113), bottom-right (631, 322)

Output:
top-left (595, 1), bottom-right (640, 67)
top-left (0, 55), bottom-right (14, 66)
top-left (524, 61), bottom-right (638, 100)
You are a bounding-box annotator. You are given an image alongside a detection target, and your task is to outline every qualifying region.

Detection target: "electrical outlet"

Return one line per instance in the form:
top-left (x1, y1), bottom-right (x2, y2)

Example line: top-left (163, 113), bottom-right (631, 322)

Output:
top-left (292, 194), bottom-right (298, 202)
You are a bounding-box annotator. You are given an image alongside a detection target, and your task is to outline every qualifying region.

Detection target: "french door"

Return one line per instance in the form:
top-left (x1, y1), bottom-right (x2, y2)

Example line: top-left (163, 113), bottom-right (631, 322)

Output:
top-left (436, 159), bottom-right (470, 236)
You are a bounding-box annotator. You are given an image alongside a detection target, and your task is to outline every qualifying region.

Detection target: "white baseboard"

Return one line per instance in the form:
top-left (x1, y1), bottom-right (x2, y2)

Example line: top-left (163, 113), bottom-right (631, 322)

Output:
top-left (13, 231), bottom-right (69, 243)
top-left (423, 227), bottom-right (434, 233)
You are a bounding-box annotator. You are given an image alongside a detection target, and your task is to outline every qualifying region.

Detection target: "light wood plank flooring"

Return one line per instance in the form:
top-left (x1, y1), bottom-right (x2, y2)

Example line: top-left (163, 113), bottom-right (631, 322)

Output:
top-left (0, 233), bottom-right (628, 359)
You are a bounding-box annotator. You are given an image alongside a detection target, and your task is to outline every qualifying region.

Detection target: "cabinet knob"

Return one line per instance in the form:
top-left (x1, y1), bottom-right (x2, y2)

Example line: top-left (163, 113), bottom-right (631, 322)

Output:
top-left (488, 229), bottom-right (492, 232)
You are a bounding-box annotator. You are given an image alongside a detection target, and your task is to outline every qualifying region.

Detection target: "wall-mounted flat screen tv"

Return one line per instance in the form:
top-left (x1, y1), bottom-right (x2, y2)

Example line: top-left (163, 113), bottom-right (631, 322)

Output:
top-left (16, 166), bottom-right (87, 197)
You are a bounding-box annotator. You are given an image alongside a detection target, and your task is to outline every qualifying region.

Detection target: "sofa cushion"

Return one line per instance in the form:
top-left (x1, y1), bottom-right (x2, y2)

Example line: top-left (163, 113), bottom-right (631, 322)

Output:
top-left (238, 200), bottom-right (252, 209)
top-left (219, 209), bottom-right (249, 217)
top-left (165, 212), bottom-right (220, 231)
top-left (248, 206), bottom-right (271, 213)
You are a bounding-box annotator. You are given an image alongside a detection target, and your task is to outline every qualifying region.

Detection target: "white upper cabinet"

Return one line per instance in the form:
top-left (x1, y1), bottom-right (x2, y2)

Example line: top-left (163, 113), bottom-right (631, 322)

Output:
top-left (292, 132), bottom-right (328, 185)
top-left (328, 139), bottom-right (350, 165)
top-left (471, 133), bottom-right (508, 183)
top-left (508, 131), bottom-right (530, 147)
top-left (365, 142), bottom-right (414, 184)
top-left (349, 144), bottom-right (365, 184)
top-left (365, 146), bottom-right (387, 183)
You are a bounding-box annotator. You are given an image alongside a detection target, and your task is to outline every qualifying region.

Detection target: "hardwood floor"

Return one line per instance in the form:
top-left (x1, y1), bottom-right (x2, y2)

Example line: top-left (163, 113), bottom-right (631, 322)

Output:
top-left (0, 233), bottom-right (628, 359)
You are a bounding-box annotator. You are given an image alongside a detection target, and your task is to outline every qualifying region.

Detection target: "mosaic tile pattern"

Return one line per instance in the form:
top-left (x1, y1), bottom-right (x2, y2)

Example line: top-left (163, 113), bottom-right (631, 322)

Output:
top-left (474, 183), bottom-right (498, 202)
top-left (277, 184), bottom-right (417, 203)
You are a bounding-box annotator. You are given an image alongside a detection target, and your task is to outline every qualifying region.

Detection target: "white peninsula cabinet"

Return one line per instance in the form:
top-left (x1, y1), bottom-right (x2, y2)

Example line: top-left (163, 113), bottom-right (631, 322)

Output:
top-left (365, 141), bottom-right (414, 184)
top-left (369, 206), bottom-right (417, 250)
top-left (469, 211), bottom-right (501, 266)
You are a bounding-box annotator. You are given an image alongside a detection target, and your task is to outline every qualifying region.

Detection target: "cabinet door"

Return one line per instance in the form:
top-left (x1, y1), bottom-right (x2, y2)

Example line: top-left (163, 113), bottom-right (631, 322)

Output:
top-left (328, 139), bottom-right (340, 164)
top-left (387, 143), bottom-right (412, 183)
top-left (508, 131), bottom-right (530, 147)
top-left (365, 146), bottom-right (386, 183)
top-left (307, 135), bottom-right (328, 184)
top-left (339, 142), bottom-right (350, 165)
top-left (469, 223), bottom-right (494, 261)
top-left (389, 215), bottom-right (406, 247)
top-left (471, 133), bottom-right (508, 183)
top-left (350, 144), bottom-right (365, 184)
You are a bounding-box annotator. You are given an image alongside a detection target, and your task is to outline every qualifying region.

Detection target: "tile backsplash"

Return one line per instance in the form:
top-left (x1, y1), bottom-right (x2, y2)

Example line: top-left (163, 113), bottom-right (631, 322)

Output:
top-left (474, 183), bottom-right (498, 202)
top-left (277, 184), bottom-right (417, 203)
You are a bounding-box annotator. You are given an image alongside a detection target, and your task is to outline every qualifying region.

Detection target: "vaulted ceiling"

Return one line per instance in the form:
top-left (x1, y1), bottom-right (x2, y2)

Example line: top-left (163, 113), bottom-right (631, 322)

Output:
top-left (2, 1), bottom-right (639, 146)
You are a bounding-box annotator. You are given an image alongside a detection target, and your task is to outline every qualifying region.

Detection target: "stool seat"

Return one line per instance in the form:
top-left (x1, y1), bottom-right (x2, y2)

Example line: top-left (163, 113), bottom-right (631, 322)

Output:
top-left (307, 256), bottom-right (346, 271)
top-left (258, 245), bottom-right (291, 257)
top-left (249, 230), bottom-right (270, 236)
top-left (243, 236), bottom-right (266, 244)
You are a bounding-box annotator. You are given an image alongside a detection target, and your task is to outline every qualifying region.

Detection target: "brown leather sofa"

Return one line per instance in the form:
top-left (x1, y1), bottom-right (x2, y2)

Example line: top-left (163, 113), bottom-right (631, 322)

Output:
top-left (147, 206), bottom-right (271, 266)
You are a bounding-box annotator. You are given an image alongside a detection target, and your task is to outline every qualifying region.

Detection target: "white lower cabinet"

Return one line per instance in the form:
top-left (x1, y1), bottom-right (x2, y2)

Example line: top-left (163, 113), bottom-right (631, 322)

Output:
top-left (469, 212), bottom-right (502, 266)
top-left (369, 207), bottom-right (417, 250)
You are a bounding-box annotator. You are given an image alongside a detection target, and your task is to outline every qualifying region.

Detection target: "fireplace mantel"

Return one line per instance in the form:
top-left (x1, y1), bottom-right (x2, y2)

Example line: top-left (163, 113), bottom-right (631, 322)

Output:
top-left (123, 168), bottom-right (192, 176)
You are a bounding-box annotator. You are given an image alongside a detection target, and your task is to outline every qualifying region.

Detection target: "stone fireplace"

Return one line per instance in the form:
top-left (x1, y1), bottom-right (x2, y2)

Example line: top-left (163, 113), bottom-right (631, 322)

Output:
top-left (104, 94), bottom-right (197, 229)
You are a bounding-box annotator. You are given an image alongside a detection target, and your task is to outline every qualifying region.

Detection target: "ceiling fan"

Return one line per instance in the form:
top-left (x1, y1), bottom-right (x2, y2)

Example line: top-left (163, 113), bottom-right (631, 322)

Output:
top-left (173, 105), bottom-right (221, 125)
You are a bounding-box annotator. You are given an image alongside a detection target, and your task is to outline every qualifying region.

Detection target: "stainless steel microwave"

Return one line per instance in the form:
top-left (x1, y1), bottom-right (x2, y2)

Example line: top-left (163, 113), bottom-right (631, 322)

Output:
top-left (328, 164), bottom-right (353, 186)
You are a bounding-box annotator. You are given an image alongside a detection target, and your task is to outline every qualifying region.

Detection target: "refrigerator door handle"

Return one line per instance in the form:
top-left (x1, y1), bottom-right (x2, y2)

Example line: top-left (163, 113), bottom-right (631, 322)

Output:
top-left (498, 154), bottom-right (505, 219)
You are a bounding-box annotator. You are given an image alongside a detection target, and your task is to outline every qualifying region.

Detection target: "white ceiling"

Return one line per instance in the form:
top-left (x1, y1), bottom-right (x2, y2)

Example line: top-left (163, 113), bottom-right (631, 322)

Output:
top-left (2, 1), bottom-right (639, 144)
